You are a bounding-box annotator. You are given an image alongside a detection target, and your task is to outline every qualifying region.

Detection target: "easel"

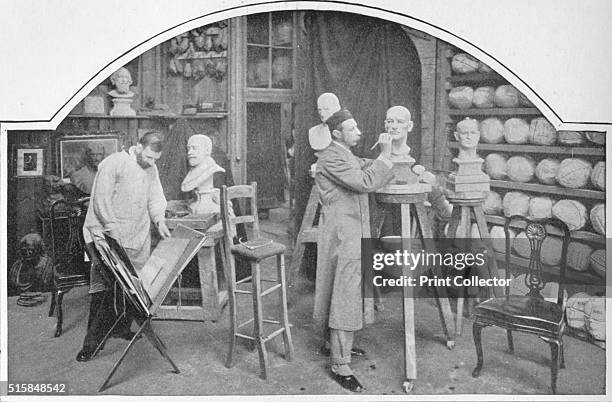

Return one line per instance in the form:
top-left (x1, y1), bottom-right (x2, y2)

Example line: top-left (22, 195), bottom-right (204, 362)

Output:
top-left (155, 216), bottom-right (227, 321)
top-left (92, 226), bottom-right (207, 392)
top-left (375, 184), bottom-right (456, 393)
top-left (445, 193), bottom-right (501, 336)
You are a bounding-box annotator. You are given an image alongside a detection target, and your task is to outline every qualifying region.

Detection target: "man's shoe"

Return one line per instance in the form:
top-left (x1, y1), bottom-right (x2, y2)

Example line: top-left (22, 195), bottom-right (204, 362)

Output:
top-left (76, 347), bottom-right (96, 362)
top-left (320, 345), bottom-right (367, 357)
top-left (331, 371), bottom-right (365, 392)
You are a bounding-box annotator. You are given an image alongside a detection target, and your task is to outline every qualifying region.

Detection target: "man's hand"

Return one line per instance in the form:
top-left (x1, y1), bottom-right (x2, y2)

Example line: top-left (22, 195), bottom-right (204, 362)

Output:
top-left (377, 132), bottom-right (393, 159)
top-left (157, 219), bottom-right (171, 239)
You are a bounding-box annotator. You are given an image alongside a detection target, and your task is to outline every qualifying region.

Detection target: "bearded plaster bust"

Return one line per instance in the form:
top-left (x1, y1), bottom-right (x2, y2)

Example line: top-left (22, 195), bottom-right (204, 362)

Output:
top-left (108, 67), bottom-right (134, 98)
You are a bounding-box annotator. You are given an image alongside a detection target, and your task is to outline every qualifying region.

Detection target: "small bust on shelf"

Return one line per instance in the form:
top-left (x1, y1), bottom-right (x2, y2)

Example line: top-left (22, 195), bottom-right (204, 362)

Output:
top-left (446, 117), bottom-right (490, 199)
top-left (108, 67), bottom-right (136, 116)
top-left (181, 134), bottom-right (225, 216)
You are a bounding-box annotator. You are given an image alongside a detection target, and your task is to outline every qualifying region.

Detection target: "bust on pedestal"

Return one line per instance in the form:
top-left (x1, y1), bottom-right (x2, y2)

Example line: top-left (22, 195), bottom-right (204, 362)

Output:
top-left (377, 106), bottom-right (433, 193)
top-left (108, 67), bottom-right (136, 116)
top-left (446, 117), bottom-right (490, 199)
top-left (181, 134), bottom-right (225, 215)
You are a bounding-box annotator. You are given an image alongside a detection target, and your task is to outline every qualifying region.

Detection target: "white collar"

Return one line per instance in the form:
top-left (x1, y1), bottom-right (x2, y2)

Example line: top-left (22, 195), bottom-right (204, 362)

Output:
top-left (127, 146), bottom-right (138, 162)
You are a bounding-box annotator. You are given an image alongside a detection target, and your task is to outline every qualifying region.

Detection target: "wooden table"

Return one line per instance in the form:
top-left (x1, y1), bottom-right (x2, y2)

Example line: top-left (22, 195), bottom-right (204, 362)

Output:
top-left (375, 184), bottom-right (456, 393)
top-left (154, 216), bottom-right (228, 321)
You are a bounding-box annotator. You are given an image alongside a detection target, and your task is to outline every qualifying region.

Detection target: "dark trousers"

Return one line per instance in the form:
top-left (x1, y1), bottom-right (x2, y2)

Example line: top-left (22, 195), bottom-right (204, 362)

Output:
top-left (81, 290), bottom-right (133, 351)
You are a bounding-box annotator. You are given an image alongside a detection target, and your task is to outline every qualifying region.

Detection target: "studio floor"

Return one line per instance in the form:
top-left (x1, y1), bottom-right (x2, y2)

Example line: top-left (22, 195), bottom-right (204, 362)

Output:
top-left (6, 208), bottom-right (606, 397)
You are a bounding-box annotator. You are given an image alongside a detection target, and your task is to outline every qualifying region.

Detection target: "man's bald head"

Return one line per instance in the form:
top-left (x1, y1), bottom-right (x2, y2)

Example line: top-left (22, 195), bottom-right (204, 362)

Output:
top-left (317, 93), bottom-right (341, 122)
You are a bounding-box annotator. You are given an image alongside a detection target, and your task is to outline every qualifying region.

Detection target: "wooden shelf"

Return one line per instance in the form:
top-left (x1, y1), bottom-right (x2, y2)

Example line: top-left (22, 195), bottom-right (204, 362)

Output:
top-left (176, 50), bottom-right (227, 60)
top-left (448, 108), bottom-right (541, 116)
top-left (68, 113), bottom-right (227, 120)
top-left (247, 43), bottom-right (292, 50)
top-left (489, 180), bottom-right (605, 200)
top-left (484, 215), bottom-right (605, 245)
top-left (447, 72), bottom-right (506, 85)
top-left (447, 141), bottom-right (605, 156)
top-left (67, 114), bottom-right (150, 119)
top-left (493, 251), bottom-right (602, 285)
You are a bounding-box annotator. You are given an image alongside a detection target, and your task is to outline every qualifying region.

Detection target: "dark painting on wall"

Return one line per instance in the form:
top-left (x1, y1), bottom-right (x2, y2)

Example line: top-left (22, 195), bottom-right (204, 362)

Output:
top-left (56, 135), bottom-right (120, 183)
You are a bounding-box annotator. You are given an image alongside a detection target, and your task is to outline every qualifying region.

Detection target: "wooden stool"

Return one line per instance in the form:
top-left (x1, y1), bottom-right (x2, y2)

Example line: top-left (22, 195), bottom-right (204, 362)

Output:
top-left (445, 195), bottom-right (501, 336)
top-left (220, 182), bottom-right (295, 379)
top-left (376, 185), bottom-right (456, 393)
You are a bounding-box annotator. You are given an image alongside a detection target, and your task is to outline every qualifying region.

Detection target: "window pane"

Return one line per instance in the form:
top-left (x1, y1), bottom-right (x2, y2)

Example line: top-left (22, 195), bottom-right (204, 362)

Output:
top-left (247, 13), bottom-right (269, 45)
top-left (272, 48), bottom-right (292, 89)
top-left (247, 46), bottom-right (269, 88)
top-left (271, 12), bottom-right (293, 46)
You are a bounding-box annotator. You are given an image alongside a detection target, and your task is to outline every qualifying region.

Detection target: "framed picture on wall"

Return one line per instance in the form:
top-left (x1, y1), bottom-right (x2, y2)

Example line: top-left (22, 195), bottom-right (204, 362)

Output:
top-left (57, 134), bottom-right (121, 182)
top-left (15, 147), bottom-right (45, 177)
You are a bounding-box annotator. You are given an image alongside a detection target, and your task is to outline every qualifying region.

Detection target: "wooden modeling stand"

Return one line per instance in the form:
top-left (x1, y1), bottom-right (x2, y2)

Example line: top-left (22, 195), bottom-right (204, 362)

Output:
top-left (375, 183), bottom-right (456, 393)
top-left (445, 192), bottom-right (501, 336)
top-left (156, 216), bottom-right (227, 321)
top-left (289, 185), bottom-right (320, 285)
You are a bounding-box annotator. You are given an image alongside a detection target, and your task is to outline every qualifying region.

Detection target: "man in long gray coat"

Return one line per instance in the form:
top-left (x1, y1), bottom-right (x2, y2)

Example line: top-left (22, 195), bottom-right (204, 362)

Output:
top-left (76, 131), bottom-right (171, 362)
top-left (313, 109), bottom-right (394, 392)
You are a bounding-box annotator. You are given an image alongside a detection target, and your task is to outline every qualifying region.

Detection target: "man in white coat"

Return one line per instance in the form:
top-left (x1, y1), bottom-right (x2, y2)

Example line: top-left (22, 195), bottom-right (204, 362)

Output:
top-left (76, 131), bottom-right (171, 362)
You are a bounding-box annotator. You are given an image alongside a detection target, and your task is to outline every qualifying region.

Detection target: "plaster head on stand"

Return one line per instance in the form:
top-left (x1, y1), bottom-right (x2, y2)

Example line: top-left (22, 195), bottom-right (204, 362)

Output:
top-left (181, 134), bottom-right (225, 215)
top-left (309, 92), bottom-right (341, 152)
top-left (454, 117), bottom-right (481, 161)
top-left (445, 117), bottom-right (490, 199)
top-left (384, 106), bottom-right (415, 163)
top-left (108, 67), bottom-right (136, 116)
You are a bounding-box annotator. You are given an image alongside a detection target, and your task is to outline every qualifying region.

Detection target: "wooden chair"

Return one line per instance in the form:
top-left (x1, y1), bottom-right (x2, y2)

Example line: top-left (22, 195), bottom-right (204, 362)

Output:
top-left (48, 198), bottom-right (90, 337)
top-left (471, 216), bottom-right (570, 394)
top-left (220, 182), bottom-right (294, 379)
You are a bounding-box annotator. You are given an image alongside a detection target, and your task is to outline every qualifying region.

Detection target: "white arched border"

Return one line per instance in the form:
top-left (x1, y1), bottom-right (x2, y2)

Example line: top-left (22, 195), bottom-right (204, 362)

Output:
top-left (1, 3), bottom-right (610, 399)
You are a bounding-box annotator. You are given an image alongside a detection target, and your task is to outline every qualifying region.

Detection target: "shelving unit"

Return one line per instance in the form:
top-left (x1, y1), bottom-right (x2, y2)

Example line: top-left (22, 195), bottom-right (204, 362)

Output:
top-left (447, 141), bottom-right (605, 156)
top-left (436, 44), bottom-right (606, 289)
top-left (494, 252), bottom-right (601, 285)
top-left (67, 113), bottom-right (227, 119)
top-left (448, 108), bottom-right (541, 116)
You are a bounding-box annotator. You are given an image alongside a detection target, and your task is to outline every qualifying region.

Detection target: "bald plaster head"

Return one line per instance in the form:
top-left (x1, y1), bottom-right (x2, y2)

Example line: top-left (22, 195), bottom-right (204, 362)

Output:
top-left (317, 92), bottom-right (341, 122)
top-left (385, 106), bottom-right (413, 144)
top-left (454, 118), bottom-right (480, 151)
top-left (187, 135), bottom-right (213, 167)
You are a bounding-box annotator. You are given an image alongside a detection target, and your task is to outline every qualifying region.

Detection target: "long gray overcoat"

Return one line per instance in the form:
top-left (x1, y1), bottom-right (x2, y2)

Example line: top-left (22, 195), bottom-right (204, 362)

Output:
top-left (313, 142), bottom-right (393, 331)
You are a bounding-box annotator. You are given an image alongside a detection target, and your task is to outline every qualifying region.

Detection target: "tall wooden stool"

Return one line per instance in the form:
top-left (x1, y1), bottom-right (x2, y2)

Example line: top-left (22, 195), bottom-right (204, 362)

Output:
top-left (220, 182), bottom-right (294, 379)
top-left (445, 194), bottom-right (501, 336)
top-left (375, 185), bottom-right (456, 393)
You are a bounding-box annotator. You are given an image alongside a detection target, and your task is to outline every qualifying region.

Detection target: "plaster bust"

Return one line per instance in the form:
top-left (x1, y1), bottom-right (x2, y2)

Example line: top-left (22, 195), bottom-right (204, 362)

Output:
top-left (181, 135), bottom-right (225, 215)
top-left (384, 106), bottom-right (414, 162)
top-left (454, 117), bottom-right (480, 160)
top-left (108, 67), bottom-right (134, 98)
top-left (308, 92), bottom-right (340, 151)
